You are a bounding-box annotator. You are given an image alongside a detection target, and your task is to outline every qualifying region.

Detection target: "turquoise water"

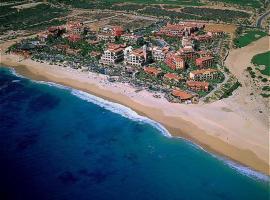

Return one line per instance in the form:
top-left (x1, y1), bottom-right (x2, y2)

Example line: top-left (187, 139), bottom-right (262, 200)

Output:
top-left (0, 67), bottom-right (269, 200)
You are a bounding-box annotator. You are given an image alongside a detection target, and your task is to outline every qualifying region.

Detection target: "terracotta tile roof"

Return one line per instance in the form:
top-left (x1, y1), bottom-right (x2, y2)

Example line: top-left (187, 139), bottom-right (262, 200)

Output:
top-left (186, 81), bottom-right (209, 87)
top-left (175, 56), bottom-right (184, 62)
top-left (196, 56), bottom-right (214, 62)
top-left (90, 51), bottom-right (101, 56)
top-left (132, 48), bottom-right (144, 57)
top-left (67, 22), bottom-right (82, 28)
top-left (172, 89), bottom-right (193, 100)
top-left (164, 73), bottom-right (181, 81)
top-left (107, 43), bottom-right (126, 52)
top-left (144, 67), bottom-right (161, 75)
top-left (67, 34), bottom-right (81, 42)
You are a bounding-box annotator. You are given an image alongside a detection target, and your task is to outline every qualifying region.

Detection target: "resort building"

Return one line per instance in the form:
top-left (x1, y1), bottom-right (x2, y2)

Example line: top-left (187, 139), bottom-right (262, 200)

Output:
top-left (165, 52), bottom-right (185, 70)
top-left (89, 51), bottom-right (101, 59)
top-left (65, 22), bottom-right (84, 35)
top-left (189, 68), bottom-right (219, 81)
top-left (47, 26), bottom-right (65, 37)
top-left (144, 67), bottom-right (162, 77)
top-left (124, 46), bottom-right (148, 67)
top-left (121, 34), bottom-right (143, 45)
top-left (181, 36), bottom-right (194, 47)
top-left (164, 73), bottom-right (182, 83)
top-left (194, 34), bottom-right (212, 43)
top-left (99, 43), bottom-right (126, 65)
top-left (67, 34), bottom-right (81, 42)
top-left (157, 22), bottom-right (204, 37)
top-left (151, 46), bottom-right (170, 62)
top-left (38, 32), bottom-right (50, 42)
top-left (186, 81), bottom-right (209, 91)
top-left (171, 89), bottom-right (199, 103)
top-left (157, 23), bottom-right (184, 37)
top-left (97, 33), bottom-right (115, 42)
top-left (177, 46), bottom-right (196, 60)
top-left (195, 56), bottom-right (214, 68)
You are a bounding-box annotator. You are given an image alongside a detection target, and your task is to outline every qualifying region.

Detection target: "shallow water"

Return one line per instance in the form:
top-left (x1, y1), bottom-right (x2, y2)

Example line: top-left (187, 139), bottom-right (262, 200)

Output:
top-left (0, 67), bottom-right (269, 200)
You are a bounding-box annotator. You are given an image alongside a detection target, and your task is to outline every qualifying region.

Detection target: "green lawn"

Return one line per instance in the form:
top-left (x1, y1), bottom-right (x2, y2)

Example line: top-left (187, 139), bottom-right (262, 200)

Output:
top-left (234, 30), bottom-right (268, 48)
top-left (209, 0), bottom-right (262, 8)
top-left (252, 51), bottom-right (270, 76)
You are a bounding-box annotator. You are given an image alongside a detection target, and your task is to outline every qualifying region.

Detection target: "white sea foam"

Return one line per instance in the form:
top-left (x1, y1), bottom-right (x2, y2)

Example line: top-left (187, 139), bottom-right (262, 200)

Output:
top-left (223, 159), bottom-right (270, 182)
top-left (12, 80), bottom-right (20, 83)
top-left (35, 80), bottom-right (172, 138)
top-left (8, 69), bottom-right (270, 182)
top-left (179, 136), bottom-right (270, 182)
top-left (9, 68), bottom-right (25, 78)
top-left (71, 89), bottom-right (172, 138)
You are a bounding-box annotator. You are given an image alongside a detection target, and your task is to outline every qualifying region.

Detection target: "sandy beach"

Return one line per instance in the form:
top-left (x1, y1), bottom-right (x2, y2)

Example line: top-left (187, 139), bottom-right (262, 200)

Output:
top-left (0, 36), bottom-right (269, 175)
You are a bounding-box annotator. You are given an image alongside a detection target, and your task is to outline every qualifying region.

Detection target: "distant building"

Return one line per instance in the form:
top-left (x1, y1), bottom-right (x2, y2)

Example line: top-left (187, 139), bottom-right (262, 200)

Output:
top-left (157, 22), bottom-right (204, 37)
top-left (99, 43), bottom-right (126, 65)
top-left (67, 34), bottom-right (81, 42)
top-left (186, 81), bottom-right (209, 91)
top-left (151, 46), bottom-right (170, 62)
top-left (189, 68), bottom-right (219, 81)
top-left (121, 33), bottom-right (143, 45)
top-left (195, 56), bottom-right (214, 68)
top-left (144, 66), bottom-right (162, 77)
top-left (47, 26), bottom-right (65, 37)
top-left (177, 46), bottom-right (196, 60)
top-left (194, 34), bottom-right (212, 43)
top-left (164, 73), bottom-right (182, 83)
top-left (97, 33), bottom-right (115, 42)
top-left (181, 36), bottom-right (194, 47)
top-left (66, 22), bottom-right (84, 35)
top-left (89, 51), bottom-right (101, 59)
top-left (165, 52), bottom-right (185, 70)
top-left (38, 32), bottom-right (50, 42)
top-left (124, 45), bottom-right (148, 67)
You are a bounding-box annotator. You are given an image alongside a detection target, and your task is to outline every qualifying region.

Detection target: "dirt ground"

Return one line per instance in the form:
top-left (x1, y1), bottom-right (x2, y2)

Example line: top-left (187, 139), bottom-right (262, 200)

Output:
top-left (205, 23), bottom-right (237, 37)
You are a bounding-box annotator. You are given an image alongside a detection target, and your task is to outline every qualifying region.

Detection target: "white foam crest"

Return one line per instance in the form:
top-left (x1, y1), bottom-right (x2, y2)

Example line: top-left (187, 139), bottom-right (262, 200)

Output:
top-left (31, 80), bottom-right (171, 138)
top-left (12, 80), bottom-right (21, 83)
top-left (221, 157), bottom-right (270, 182)
top-left (71, 90), bottom-right (172, 138)
top-left (9, 68), bottom-right (25, 78)
top-left (34, 80), bottom-right (71, 90)
top-left (205, 151), bottom-right (270, 182)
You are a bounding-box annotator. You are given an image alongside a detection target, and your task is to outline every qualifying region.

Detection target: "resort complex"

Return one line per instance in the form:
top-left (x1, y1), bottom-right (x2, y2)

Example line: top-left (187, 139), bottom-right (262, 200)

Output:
top-left (8, 19), bottom-right (232, 104)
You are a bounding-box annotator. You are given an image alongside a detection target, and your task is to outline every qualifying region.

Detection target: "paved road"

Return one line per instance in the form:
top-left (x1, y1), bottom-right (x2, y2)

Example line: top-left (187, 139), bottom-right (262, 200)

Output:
top-left (256, 10), bottom-right (270, 28)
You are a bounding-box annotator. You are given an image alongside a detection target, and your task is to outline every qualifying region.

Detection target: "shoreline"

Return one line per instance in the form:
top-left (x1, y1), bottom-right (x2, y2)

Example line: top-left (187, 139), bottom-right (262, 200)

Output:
top-left (9, 69), bottom-right (269, 181)
top-left (1, 49), bottom-right (269, 176)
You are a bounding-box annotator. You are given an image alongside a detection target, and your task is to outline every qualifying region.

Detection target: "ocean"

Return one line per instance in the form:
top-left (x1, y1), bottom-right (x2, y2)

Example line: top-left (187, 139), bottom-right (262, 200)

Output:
top-left (0, 66), bottom-right (269, 200)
